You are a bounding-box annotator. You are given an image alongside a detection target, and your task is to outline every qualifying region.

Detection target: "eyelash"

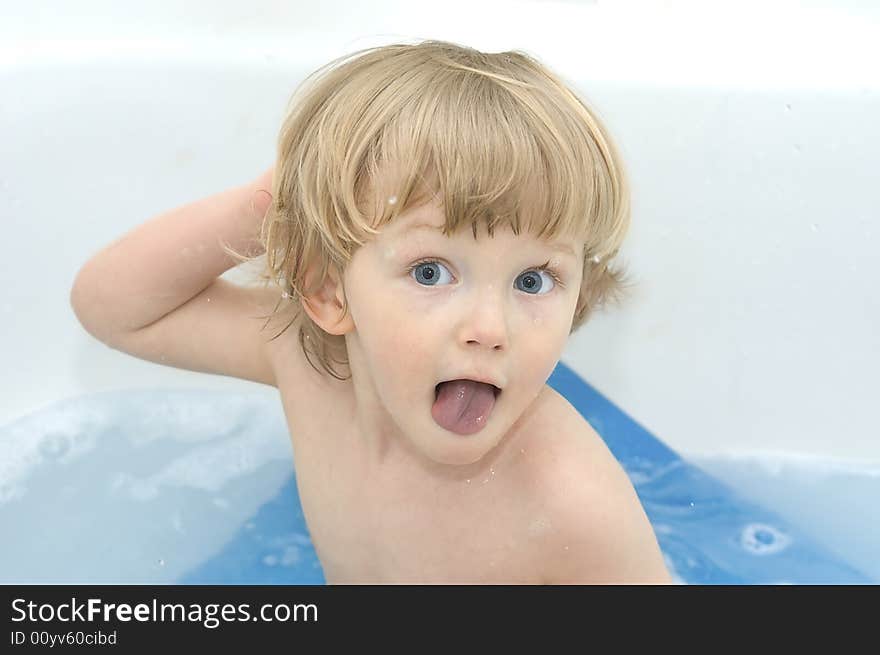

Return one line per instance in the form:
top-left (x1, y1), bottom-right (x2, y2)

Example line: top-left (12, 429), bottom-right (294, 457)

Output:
top-left (406, 258), bottom-right (565, 290)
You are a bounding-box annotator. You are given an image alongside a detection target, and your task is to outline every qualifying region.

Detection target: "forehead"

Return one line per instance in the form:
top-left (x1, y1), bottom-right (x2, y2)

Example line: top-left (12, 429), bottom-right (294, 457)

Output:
top-left (388, 201), bottom-right (579, 258)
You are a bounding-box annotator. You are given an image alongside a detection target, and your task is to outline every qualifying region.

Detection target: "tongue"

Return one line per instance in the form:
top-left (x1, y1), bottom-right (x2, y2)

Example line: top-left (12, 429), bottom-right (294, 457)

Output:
top-left (431, 380), bottom-right (497, 435)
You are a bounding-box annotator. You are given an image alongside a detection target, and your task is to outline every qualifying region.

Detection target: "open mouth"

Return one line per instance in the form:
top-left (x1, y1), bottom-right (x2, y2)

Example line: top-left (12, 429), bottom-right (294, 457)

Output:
top-left (431, 379), bottom-right (501, 436)
top-left (434, 381), bottom-right (501, 399)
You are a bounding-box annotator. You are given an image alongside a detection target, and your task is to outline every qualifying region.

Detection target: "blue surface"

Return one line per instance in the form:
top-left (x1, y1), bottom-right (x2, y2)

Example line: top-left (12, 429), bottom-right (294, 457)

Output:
top-left (0, 362), bottom-right (872, 584)
top-left (546, 363), bottom-right (870, 584)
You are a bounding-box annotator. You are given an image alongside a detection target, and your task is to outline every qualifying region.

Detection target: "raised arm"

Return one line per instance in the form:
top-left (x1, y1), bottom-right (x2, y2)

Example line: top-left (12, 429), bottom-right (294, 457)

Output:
top-left (70, 167), bottom-right (283, 385)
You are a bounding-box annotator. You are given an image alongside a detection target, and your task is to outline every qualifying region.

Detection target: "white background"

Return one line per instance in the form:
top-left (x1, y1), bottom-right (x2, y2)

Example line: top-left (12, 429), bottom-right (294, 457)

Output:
top-left (1, 0), bottom-right (878, 463)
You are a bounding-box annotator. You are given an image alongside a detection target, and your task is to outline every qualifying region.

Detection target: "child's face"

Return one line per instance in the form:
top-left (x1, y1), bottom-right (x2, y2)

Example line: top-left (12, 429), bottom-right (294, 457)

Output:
top-left (341, 198), bottom-right (584, 466)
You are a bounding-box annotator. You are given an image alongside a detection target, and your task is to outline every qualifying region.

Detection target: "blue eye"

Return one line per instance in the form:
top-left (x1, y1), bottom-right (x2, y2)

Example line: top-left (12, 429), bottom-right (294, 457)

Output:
top-left (515, 269), bottom-right (555, 295)
top-left (411, 261), bottom-right (454, 286)
top-left (408, 259), bottom-right (562, 293)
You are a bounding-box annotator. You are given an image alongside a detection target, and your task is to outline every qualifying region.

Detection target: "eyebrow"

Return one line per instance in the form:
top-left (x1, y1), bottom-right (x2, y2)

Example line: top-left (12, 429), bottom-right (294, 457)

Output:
top-left (401, 222), bottom-right (577, 257)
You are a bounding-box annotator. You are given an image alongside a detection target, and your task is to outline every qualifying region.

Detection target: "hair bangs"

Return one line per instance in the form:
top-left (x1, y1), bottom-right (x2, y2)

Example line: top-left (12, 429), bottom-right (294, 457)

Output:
top-left (361, 64), bottom-right (615, 254)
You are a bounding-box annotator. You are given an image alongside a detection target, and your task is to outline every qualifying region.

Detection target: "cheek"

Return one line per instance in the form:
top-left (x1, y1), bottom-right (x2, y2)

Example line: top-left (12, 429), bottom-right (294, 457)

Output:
top-left (517, 302), bottom-right (572, 366)
top-left (526, 329), bottom-right (565, 369)
top-left (353, 286), bottom-right (436, 384)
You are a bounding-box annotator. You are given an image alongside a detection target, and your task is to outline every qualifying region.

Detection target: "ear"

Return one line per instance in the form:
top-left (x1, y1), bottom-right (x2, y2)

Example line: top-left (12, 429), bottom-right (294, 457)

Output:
top-left (300, 265), bottom-right (354, 336)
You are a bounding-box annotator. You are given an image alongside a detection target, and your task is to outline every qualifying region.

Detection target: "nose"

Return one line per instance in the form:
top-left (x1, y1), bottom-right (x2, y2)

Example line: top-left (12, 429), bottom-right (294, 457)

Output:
top-left (459, 284), bottom-right (509, 351)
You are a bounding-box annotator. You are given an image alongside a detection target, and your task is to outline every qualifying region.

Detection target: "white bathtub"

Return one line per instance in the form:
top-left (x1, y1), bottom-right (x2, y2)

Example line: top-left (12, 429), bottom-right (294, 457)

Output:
top-left (2, 2), bottom-right (879, 464)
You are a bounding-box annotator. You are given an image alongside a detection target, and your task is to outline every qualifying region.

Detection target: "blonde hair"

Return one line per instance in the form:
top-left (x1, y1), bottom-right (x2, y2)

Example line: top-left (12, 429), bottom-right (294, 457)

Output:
top-left (244, 39), bottom-right (632, 381)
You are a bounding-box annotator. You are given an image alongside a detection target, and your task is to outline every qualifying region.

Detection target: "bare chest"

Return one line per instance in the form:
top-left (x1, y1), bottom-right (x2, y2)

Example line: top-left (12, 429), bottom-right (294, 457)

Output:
top-left (299, 463), bottom-right (543, 583)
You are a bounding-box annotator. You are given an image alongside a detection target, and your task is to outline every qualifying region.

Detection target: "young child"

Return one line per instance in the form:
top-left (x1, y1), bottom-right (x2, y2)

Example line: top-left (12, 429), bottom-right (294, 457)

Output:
top-left (71, 40), bottom-right (671, 584)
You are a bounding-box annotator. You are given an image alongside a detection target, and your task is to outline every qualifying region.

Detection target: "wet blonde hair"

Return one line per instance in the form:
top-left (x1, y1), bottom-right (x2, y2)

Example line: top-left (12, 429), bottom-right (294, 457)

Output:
top-left (244, 39), bottom-right (632, 381)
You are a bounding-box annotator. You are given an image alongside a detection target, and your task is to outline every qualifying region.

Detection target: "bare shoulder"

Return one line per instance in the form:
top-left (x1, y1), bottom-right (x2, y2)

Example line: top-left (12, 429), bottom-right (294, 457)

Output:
top-left (512, 386), bottom-right (672, 584)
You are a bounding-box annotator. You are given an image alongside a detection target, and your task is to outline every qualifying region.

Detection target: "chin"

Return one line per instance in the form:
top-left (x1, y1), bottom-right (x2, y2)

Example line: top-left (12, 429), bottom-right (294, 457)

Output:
top-left (418, 434), bottom-right (498, 467)
top-left (427, 450), bottom-right (487, 467)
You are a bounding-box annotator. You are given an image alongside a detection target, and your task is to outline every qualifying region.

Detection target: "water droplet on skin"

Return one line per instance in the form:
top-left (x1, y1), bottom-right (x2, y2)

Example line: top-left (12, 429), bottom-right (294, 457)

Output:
top-left (388, 195), bottom-right (398, 205)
